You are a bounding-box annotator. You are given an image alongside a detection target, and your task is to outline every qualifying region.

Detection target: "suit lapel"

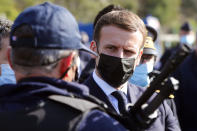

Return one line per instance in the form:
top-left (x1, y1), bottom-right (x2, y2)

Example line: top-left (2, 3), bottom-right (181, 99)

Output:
top-left (84, 75), bottom-right (117, 112)
top-left (127, 83), bottom-right (137, 104)
top-left (127, 83), bottom-right (145, 105)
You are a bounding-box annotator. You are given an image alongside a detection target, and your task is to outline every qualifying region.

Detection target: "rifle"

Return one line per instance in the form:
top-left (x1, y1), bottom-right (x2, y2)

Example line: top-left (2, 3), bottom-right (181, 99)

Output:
top-left (122, 44), bottom-right (191, 130)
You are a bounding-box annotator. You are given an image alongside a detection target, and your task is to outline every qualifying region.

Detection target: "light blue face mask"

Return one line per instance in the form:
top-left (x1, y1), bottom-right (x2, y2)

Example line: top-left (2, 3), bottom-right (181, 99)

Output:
top-left (129, 62), bottom-right (153, 87)
top-left (180, 35), bottom-right (195, 46)
top-left (0, 64), bottom-right (16, 86)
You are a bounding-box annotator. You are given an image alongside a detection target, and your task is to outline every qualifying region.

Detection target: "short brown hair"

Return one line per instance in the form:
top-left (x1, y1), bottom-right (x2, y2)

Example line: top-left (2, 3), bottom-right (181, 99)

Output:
top-left (93, 4), bottom-right (124, 29)
top-left (94, 10), bottom-right (147, 49)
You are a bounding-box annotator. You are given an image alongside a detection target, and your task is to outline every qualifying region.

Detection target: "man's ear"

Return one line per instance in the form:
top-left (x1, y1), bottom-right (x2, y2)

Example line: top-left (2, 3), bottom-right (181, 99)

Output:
top-left (59, 52), bottom-right (76, 82)
top-left (7, 48), bottom-right (13, 69)
top-left (136, 49), bottom-right (143, 66)
top-left (90, 40), bottom-right (98, 59)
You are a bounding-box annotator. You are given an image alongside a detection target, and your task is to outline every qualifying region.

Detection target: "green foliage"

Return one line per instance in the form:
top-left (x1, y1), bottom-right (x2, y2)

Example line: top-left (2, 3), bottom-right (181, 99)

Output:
top-left (109, 0), bottom-right (138, 12)
top-left (54, 0), bottom-right (138, 23)
top-left (181, 0), bottom-right (197, 19)
top-left (0, 0), bottom-right (49, 21)
top-left (0, 0), bottom-right (19, 20)
top-left (63, 0), bottom-right (108, 22)
top-left (0, 0), bottom-right (196, 32)
top-left (138, 0), bottom-right (181, 28)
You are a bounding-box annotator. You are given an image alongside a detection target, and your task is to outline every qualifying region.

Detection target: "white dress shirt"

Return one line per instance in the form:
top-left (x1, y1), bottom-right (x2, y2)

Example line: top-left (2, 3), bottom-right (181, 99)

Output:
top-left (92, 70), bottom-right (128, 113)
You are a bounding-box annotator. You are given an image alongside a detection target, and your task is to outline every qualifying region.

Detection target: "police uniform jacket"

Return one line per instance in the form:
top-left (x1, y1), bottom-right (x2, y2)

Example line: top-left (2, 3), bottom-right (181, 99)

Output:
top-left (0, 76), bottom-right (126, 131)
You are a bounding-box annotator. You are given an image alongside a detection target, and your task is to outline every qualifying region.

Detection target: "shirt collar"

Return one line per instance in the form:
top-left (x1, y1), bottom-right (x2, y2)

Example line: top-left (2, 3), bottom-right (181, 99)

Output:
top-left (92, 70), bottom-right (128, 96)
top-left (1, 64), bottom-right (15, 75)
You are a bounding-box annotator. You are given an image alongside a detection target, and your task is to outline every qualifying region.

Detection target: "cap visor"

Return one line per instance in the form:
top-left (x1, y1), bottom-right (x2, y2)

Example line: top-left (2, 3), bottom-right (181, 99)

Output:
top-left (143, 48), bottom-right (157, 56)
top-left (79, 43), bottom-right (98, 56)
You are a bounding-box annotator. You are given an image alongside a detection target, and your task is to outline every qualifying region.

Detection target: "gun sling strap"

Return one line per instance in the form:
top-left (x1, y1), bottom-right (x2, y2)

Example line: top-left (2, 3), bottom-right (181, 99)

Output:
top-left (48, 95), bottom-right (107, 131)
top-left (48, 94), bottom-right (132, 131)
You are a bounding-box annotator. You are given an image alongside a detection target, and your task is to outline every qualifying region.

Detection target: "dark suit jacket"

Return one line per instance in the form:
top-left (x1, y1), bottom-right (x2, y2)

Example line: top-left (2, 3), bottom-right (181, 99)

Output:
top-left (84, 74), bottom-right (181, 131)
top-left (79, 58), bottom-right (95, 83)
top-left (173, 51), bottom-right (197, 131)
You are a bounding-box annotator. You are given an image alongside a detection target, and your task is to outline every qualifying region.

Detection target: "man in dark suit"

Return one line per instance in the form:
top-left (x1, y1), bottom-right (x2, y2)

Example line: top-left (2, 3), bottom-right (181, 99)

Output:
top-left (84, 9), bottom-right (180, 131)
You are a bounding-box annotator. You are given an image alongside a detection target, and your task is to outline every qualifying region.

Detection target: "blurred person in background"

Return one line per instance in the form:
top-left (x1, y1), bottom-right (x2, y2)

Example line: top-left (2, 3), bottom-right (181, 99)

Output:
top-left (159, 21), bottom-right (195, 70)
top-left (172, 31), bottom-right (197, 131)
top-left (143, 15), bottom-right (162, 63)
top-left (0, 17), bottom-right (16, 85)
top-left (129, 25), bottom-right (180, 125)
top-left (77, 31), bottom-right (92, 80)
top-left (129, 25), bottom-right (157, 88)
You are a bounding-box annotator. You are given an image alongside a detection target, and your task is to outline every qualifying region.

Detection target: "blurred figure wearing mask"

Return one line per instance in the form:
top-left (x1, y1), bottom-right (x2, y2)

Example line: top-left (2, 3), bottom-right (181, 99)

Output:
top-left (179, 22), bottom-right (195, 46)
top-left (130, 26), bottom-right (180, 125)
top-left (0, 17), bottom-right (16, 85)
top-left (160, 21), bottom-right (195, 70)
top-left (172, 32), bottom-right (197, 130)
top-left (130, 26), bottom-right (157, 87)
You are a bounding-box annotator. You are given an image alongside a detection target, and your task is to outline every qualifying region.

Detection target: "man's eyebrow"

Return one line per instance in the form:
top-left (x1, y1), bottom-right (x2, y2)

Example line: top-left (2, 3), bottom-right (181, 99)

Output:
top-left (104, 44), bottom-right (118, 47)
top-left (124, 47), bottom-right (137, 53)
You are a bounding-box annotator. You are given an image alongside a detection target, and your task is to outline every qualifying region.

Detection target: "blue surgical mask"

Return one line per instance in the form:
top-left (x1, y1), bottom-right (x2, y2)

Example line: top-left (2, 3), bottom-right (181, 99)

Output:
top-left (0, 64), bottom-right (16, 86)
top-left (180, 35), bottom-right (195, 46)
top-left (129, 62), bottom-right (153, 87)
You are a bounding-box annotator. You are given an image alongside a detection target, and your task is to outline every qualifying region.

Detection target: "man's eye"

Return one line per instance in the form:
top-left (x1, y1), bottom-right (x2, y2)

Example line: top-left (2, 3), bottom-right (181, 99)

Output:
top-left (124, 50), bottom-right (134, 55)
top-left (107, 46), bottom-right (115, 50)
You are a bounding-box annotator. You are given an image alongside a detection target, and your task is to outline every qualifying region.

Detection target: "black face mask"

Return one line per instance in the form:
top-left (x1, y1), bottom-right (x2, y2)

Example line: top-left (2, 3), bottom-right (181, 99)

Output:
top-left (97, 53), bottom-right (136, 87)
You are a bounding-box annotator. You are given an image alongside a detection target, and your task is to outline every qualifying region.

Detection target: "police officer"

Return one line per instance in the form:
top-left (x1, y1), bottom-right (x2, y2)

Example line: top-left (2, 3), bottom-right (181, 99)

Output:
top-left (130, 25), bottom-right (180, 122)
top-left (130, 25), bottom-right (157, 87)
top-left (159, 22), bottom-right (195, 70)
top-left (0, 2), bottom-right (127, 131)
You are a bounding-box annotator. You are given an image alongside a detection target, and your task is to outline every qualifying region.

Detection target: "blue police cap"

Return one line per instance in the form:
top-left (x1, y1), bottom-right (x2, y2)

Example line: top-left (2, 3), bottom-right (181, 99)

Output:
top-left (10, 2), bottom-right (96, 56)
top-left (180, 22), bottom-right (191, 32)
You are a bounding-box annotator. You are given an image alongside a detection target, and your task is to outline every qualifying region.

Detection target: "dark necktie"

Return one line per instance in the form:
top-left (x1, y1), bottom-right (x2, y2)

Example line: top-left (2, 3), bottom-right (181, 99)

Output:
top-left (111, 90), bottom-right (128, 114)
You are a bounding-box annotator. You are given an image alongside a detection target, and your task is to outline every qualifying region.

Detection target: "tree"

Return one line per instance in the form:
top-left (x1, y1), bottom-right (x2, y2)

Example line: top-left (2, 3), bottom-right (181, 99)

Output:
top-left (1, 0), bottom-right (196, 32)
top-left (138, 0), bottom-right (181, 31)
top-left (181, 0), bottom-right (197, 20)
top-left (0, 0), bottom-right (19, 20)
top-left (52, 0), bottom-right (138, 23)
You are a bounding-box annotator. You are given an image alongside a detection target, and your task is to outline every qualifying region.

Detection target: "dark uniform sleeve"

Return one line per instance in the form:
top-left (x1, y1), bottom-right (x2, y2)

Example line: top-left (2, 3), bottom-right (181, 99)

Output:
top-left (76, 109), bottom-right (127, 131)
